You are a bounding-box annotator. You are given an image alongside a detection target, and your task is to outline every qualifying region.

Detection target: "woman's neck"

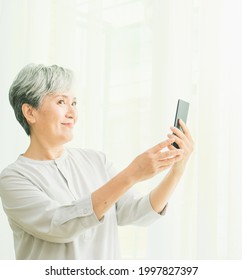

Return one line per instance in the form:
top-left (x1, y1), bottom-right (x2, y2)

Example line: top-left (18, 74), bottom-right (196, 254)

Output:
top-left (23, 138), bottom-right (65, 160)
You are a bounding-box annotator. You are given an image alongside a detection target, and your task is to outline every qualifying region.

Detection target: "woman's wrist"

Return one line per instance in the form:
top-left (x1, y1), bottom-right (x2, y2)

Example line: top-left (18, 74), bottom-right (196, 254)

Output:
top-left (122, 164), bottom-right (139, 186)
top-left (170, 161), bottom-right (186, 176)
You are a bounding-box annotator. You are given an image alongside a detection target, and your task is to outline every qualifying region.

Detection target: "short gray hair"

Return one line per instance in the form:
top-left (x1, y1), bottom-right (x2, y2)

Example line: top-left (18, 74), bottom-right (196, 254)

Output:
top-left (9, 63), bottom-right (73, 135)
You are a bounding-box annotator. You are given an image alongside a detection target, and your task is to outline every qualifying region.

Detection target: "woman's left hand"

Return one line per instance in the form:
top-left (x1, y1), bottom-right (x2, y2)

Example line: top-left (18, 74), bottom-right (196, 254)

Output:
top-left (167, 119), bottom-right (194, 172)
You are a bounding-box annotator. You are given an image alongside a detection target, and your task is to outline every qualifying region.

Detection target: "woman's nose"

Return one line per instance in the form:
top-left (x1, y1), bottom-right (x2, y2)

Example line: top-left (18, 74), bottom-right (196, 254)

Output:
top-left (66, 104), bottom-right (78, 119)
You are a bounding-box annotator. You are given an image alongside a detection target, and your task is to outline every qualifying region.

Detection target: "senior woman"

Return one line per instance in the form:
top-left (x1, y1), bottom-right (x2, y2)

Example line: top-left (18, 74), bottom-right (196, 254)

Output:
top-left (0, 63), bottom-right (194, 260)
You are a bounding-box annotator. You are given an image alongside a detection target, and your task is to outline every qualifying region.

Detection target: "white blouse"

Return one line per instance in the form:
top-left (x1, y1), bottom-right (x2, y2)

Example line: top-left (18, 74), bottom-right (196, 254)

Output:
top-left (0, 148), bottom-right (165, 260)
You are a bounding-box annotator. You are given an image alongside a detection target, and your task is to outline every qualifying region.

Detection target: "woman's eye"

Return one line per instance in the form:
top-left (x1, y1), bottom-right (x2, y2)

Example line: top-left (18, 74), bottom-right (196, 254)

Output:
top-left (58, 100), bottom-right (65, 105)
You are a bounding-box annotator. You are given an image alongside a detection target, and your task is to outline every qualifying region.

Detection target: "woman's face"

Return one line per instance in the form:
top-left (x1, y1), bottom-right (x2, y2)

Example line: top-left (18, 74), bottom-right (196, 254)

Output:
top-left (31, 91), bottom-right (78, 145)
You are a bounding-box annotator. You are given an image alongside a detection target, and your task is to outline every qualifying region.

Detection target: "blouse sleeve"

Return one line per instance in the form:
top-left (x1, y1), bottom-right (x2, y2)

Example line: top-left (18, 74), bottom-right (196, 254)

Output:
top-left (116, 191), bottom-right (167, 226)
top-left (0, 170), bottom-right (103, 244)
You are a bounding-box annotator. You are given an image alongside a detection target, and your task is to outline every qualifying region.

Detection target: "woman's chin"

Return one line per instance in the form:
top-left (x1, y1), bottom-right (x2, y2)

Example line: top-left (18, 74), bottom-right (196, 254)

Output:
top-left (59, 133), bottom-right (74, 145)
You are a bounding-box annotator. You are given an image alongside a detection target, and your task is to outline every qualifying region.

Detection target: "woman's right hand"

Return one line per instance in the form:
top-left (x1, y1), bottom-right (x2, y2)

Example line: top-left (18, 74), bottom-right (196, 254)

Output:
top-left (126, 138), bottom-right (185, 183)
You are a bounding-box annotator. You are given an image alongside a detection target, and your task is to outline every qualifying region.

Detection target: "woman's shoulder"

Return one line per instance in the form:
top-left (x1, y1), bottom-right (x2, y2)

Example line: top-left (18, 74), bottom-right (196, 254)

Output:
top-left (0, 158), bottom-right (27, 190)
top-left (0, 157), bottom-right (23, 177)
top-left (66, 147), bottom-right (107, 165)
top-left (66, 148), bottom-right (117, 178)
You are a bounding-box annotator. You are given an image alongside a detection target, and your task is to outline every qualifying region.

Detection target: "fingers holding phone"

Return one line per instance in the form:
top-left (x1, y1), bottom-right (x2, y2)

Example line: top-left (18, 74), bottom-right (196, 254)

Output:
top-left (168, 99), bottom-right (194, 169)
top-left (168, 119), bottom-right (194, 169)
top-left (172, 99), bottom-right (189, 148)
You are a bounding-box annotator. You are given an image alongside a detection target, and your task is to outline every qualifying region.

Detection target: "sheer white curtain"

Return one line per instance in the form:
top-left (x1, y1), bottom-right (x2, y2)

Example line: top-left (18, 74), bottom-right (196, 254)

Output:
top-left (146, 0), bottom-right (242, 260)
top-left (0, 0), bottom-right (242, 260)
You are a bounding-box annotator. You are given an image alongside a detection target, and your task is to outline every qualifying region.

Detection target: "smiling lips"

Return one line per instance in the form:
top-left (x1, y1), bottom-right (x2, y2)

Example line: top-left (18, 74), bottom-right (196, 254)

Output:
top-left (61, 123), bottom-right (74, 128)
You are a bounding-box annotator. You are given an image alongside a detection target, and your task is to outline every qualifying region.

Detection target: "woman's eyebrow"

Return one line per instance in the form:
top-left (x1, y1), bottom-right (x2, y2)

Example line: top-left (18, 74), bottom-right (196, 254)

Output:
top-left (53, 94), bottom-right (76, 100)
top-left (53, 94), bottom-right (68, 98)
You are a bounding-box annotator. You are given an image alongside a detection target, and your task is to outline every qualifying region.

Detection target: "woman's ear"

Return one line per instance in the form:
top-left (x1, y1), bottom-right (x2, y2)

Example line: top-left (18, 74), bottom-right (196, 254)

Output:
top-left (22, 104), bottom-right (36, 124)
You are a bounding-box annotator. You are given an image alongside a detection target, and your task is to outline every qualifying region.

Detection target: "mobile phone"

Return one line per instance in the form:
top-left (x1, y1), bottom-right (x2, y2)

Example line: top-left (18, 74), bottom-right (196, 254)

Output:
top-left (172, 99), bottom-right (189, 149)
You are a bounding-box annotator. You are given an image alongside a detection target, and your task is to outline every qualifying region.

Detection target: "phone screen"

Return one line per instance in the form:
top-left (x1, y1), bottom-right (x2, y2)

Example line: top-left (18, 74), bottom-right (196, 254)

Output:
top-left (173, 99), bottom-right (189, 148)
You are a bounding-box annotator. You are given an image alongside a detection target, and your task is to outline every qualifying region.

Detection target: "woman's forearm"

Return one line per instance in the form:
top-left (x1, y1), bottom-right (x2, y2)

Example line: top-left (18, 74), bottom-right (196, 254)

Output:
top-left (149, 119), bottom-right (194, 213)
top-left (91, 167), bottom-right (135, 220)
top-left (149, 166), bottom-right (185, 213)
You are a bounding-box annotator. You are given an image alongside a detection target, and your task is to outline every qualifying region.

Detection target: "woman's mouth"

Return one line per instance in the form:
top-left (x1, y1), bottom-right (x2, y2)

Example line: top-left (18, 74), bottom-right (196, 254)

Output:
top-left (61, 123), bottom-right (74, 128)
